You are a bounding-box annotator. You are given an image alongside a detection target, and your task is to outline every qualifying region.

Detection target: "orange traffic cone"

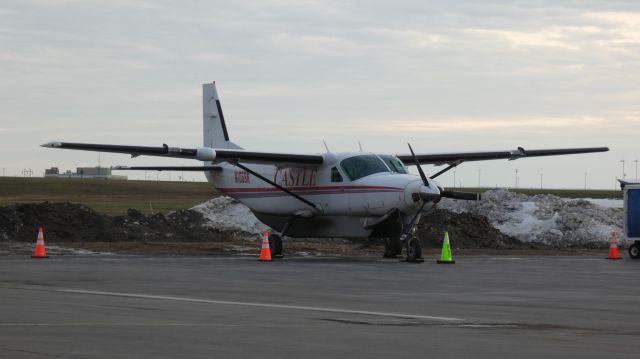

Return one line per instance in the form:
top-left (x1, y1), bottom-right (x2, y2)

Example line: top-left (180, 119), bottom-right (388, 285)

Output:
top-left (32, 227), bottom-right (49, 258)
top-left (606, 232), bottom-right (622, 260)
top-left (259, 230), bottom-right (272, 261)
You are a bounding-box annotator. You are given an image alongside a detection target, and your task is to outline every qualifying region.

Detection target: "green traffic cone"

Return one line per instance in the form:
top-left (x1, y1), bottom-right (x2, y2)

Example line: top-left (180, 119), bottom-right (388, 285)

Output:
top-left (437, 231), bottom-right (455, 264)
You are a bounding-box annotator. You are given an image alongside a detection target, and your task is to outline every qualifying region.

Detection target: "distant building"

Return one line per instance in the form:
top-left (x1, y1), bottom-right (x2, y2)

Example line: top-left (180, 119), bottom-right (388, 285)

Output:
top-left (45, 167), bottom-right (59, 175)
top-left (44, 166), bottom-right (127, 180)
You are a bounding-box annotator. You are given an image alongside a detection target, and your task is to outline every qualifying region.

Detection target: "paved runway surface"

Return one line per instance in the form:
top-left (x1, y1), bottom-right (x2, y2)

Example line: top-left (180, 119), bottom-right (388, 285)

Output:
top-left (1, 254), bottom-right (639, 358)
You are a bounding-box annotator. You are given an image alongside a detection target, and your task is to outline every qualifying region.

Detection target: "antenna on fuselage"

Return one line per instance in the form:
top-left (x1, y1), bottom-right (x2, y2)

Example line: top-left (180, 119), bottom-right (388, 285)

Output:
top-left (322, 140), bottom-right (331, 153)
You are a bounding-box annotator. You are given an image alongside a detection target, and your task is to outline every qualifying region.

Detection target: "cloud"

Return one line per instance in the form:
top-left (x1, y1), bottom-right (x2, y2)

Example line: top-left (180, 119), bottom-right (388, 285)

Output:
top-left (362, 28), bottom-right (446, 49)
top-left (465, 27), bottom-right (581, 50)
top-left (270, 32), bottom-right (362, 57)
top-left (368, 116), bottom-right (608, 133)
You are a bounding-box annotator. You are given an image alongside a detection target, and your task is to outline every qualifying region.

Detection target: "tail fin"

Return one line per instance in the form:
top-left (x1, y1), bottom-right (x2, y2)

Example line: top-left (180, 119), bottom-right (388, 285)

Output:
top-left (203, 82), bottom-right (242, 149)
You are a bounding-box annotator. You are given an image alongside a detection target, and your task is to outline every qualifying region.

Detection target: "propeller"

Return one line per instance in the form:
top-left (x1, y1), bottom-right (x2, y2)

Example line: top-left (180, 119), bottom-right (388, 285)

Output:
top-left (440, 190), bottom-right (481, 201)
top-left (401, 143), bottom-right (480, 241)
top-left (407, 143), bottom-right (481, 202)
top-left (407, 143), bottom-right (428, 186)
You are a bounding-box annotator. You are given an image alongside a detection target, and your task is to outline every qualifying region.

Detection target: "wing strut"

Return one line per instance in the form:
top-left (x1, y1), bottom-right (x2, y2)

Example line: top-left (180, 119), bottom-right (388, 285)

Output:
top-left (429, 162), bottom-right (462, 179)
top-left (231, 161), bottom-right (321, 213)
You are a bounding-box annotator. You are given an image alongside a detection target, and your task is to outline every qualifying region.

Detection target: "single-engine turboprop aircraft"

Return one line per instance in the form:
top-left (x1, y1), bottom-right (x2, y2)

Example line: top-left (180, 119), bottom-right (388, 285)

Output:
top-left (43, 82), bottom-right (609, 262)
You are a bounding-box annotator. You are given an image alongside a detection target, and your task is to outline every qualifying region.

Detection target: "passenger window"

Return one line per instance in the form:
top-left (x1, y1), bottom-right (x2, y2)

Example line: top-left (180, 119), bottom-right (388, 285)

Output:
top-left (331, 167), bottom-right (343, 182)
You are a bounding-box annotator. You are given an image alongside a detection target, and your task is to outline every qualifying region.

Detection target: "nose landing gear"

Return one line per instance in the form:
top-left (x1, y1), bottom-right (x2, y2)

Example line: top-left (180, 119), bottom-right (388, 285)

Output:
top-left (405, 236), bottom-right (424, 263)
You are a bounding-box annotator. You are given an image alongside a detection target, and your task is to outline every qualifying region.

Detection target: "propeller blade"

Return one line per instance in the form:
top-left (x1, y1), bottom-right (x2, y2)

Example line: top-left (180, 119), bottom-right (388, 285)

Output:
top-left (440, 191), bottom-right (481, 201)
top-left (407, 143), bottom-right (429, 186)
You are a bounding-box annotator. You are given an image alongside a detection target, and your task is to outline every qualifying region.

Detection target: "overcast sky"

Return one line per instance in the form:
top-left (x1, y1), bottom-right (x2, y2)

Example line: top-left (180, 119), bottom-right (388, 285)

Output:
top-left (1, 0), bottom-right (638, 188)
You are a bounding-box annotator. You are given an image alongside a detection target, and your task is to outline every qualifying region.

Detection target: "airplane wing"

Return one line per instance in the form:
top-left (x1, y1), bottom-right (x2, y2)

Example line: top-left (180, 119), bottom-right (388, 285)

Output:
top-left (41, 142), bottom-right (324, 165)
top-left (397, 146), bottom-right (609, 166)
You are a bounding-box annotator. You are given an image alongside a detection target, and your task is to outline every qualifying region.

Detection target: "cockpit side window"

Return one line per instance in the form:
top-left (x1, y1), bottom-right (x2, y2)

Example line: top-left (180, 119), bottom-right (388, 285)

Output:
top-left (379, 155), bottom-right (408, 174)
top-left (340, 155), bottom-right (389, 181)
top-left (330, 167), bottom-right (343, 182)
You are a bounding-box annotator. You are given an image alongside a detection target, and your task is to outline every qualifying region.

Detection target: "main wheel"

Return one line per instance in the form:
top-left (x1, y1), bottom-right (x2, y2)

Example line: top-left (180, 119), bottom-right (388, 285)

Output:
top-left (268, 234), bottom-right (283, 258)
top-left (629, 243), bottom-right (640, 259)
top-left (383, 238), bottom-right (402, 258)
top-left (406, 237), bottom-right (423, 263)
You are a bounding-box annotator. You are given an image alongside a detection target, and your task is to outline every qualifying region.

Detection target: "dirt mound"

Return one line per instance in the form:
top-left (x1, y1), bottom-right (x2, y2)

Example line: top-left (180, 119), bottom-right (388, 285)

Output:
top-left (0, 201), bottom-right (533, 250)
top-left (415, 208), bottom-right (528, 249)
top-left (0, 202), bottom-right (238, 243)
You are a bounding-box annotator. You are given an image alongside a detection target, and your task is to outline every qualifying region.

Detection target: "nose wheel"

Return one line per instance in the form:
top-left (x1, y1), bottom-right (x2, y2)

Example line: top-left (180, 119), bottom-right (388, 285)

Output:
top-left (405, 236), bottom-right (424, 263)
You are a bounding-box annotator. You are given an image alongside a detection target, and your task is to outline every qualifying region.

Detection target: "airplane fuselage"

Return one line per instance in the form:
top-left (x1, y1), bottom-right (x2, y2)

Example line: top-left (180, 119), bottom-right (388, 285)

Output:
top-left (205, 151), bottom-right (441, 238)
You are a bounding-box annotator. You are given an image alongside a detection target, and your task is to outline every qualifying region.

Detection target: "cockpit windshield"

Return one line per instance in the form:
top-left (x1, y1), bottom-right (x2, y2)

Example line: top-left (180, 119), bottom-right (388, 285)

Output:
top-left (340, 155), bottom-right (389, 181)
top-left (378, 155), bottom-right (408, 174)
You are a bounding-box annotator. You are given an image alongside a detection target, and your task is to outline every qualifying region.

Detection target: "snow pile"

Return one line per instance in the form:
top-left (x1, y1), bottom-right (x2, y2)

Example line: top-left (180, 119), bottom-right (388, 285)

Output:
top-left (439, 190), bottom-right (624, 247)
top-left (191, 196), bottom-right (266, 234)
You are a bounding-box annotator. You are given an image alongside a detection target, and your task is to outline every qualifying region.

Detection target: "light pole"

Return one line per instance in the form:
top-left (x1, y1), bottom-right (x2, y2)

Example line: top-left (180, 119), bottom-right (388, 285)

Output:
top-left (584, 172), bottom-right (587, 191)
top-left (515, 169), bottom-right (519, 188)
top-left (453, 167), bottom-right (457, 188)
top-left (540, 173), bottom-right (543, 189)
top-left (477, 169), bottom-right (481, 188)
top-left (635, 159), bottom-right (638, 179)
top-left (621, 159), bottom-right (626, 179)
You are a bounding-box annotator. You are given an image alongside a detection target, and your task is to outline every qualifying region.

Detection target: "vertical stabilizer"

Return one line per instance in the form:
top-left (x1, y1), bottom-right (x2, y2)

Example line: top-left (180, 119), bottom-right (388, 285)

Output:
top-left (203, 82), bottom-right (242, 149)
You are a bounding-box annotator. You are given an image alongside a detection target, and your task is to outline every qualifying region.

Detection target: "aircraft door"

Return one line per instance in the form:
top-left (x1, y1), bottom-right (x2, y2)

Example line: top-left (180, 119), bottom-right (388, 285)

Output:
top-left (325, 166), bottom-right (347, 215)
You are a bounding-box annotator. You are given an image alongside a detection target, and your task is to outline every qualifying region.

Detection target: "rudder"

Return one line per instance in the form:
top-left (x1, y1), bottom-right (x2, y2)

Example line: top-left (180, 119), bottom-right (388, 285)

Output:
top-left (203, 82), bottom-right (242, 149)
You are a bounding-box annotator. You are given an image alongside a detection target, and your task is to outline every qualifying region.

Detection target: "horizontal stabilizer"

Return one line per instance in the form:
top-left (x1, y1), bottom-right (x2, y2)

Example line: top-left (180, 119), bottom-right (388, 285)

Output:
top-left (113, 165), bottom-right (222, 172)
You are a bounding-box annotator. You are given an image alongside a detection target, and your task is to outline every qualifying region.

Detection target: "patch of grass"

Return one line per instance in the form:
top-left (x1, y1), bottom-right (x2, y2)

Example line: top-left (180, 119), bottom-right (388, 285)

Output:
top-left (0, 177), bottom-right (218, 215)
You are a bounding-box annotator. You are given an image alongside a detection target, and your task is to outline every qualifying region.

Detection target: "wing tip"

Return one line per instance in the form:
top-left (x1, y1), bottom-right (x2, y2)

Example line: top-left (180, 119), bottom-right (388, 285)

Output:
top-left (41, 141), bottom-right (62, 148)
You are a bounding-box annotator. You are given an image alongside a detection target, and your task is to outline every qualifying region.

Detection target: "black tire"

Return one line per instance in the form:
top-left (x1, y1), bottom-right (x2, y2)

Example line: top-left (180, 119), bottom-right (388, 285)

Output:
top-left (268, 234), bottom-right (283, 258)
top-left (406, 237), bottom-right (423, 263)
top-left (383, 238), bottom-right (402, 258)
top-left (629, 243), bottom-right (640, 259)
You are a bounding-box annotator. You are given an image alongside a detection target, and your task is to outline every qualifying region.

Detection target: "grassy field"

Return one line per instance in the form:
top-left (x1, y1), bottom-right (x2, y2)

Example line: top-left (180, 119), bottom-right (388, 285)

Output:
top-left (0, 177), bottom-right (621, 216)
top-left (0, 177), bottom-right (218, 215)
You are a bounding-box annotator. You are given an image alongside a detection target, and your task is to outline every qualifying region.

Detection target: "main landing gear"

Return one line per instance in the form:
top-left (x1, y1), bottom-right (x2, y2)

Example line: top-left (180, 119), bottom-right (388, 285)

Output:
top-left (383, 238), bottom-right (403, 258)
top-left (268, 233), bottom-right (283, 258)
top-left (268, 215), bottom-right (300, 259)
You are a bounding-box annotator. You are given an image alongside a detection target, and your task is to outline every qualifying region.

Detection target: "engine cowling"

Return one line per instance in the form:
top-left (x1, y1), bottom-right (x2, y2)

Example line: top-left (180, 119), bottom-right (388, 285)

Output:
top-left (195, 147), bottom-right (217, 161)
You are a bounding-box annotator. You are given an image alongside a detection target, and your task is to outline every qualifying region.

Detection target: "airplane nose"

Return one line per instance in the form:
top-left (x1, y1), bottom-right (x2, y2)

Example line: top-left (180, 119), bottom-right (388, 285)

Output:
top-left (404, 179), bottom-right (441, 206)
top-left (419, 183), bottom-right (440, 202)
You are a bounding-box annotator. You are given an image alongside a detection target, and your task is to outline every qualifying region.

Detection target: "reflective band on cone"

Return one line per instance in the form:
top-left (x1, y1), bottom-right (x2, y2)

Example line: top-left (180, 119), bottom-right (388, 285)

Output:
top-left (437, 231), bottom-right (455, 264)
top-left (259, 230), bottom-right (272, 261)
top-left (606, 232), bottom-right (622, 260)
top-left (32, 227), bottom-right (49, 259)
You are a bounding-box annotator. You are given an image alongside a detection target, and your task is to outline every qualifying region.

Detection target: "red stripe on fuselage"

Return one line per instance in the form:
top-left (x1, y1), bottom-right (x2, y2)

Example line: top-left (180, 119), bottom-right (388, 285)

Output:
top-left (218, 185), bottom-right (403, 193)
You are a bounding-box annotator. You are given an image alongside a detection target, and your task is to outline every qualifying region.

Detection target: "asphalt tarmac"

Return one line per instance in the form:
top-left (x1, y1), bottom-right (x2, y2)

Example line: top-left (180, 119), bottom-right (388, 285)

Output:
top-left (1, 254), bottom-right (639, 358)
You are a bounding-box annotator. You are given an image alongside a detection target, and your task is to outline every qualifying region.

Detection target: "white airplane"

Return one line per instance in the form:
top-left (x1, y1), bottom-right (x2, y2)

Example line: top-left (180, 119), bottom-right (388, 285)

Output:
top-left (42, 82), bottom-right (609, 262)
